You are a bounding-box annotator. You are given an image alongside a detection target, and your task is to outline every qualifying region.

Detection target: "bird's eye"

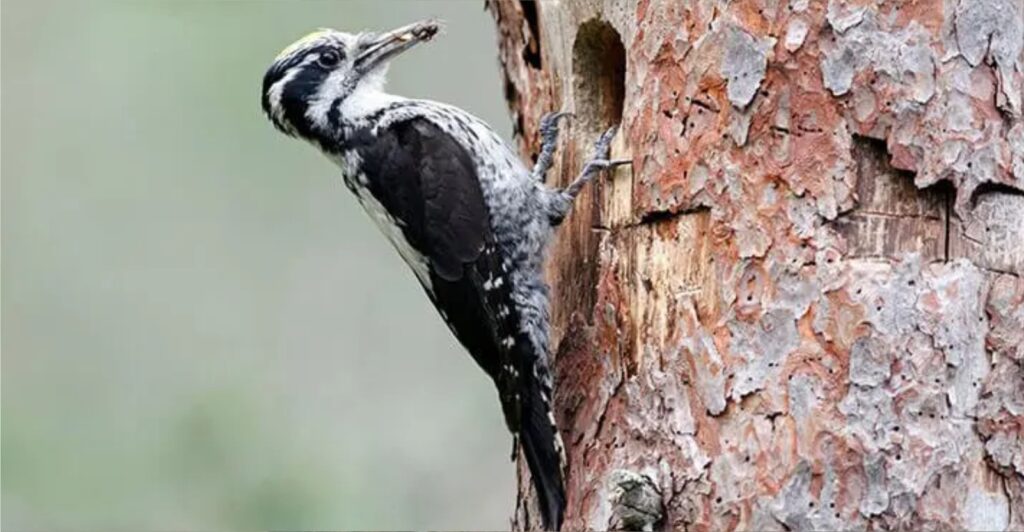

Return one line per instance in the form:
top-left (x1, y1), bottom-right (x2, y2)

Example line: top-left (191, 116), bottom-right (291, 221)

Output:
top-left (318, 50), bottom-right (342, 68)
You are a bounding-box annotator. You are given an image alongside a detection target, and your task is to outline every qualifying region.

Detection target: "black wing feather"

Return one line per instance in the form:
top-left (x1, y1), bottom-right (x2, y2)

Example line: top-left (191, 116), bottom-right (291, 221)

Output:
top-left (351, 118), bottom-right (512, 381)
top-left (412, 119), bottom-right (489, 276)
top-left (350, 117), bottom-right (564, 529)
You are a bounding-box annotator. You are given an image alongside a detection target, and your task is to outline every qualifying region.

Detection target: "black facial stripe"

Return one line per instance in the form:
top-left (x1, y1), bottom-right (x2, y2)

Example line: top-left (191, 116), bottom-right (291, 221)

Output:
top-left (262, 54), bottom-right (304, 101)
top-left (261, 43), bottom-right (345, 111)
top-left (328, 97), bottom-right (343, 129)
top-left (279, 64), bottom-right (329, 139)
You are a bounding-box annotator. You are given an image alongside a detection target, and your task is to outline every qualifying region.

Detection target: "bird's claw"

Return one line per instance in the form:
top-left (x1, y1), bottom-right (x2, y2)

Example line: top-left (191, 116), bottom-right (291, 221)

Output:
top-left (582, 158), bottom-right (631, 175)
top-left (596, 157), bottom-right (632, 168)
top-left (539, 111), bottom-right (573, 141)
top-left (558, 126), bottom-right (630, 202)
top-left (549, 124), bottom-right (630, 225)
top-left (533, 110), bottom-right (574, 181)
top-left (585, 126), bottom-right (629, 174)
top-left (593, 125), bottom-right (619, 159)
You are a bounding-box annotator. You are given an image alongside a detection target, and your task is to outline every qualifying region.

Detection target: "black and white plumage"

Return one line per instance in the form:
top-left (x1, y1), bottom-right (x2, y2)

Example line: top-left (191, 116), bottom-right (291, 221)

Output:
top-left (261, 21), bottom-right (626, 530)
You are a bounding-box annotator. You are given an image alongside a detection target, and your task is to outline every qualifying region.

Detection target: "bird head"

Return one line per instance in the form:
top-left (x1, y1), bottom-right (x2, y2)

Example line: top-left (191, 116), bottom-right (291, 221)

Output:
top-left (261, 20), bottom-right (439, 140)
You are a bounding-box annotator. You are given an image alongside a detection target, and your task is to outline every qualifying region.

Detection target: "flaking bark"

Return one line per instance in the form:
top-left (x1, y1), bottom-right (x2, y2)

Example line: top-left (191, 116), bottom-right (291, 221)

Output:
top-left (488, 0), bottom-right (1024, 530)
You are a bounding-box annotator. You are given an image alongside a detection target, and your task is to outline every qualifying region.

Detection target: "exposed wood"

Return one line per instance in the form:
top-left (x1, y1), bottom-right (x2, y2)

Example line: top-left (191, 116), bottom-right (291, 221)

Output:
top-left (487, 0), bottom-right (1024, 530)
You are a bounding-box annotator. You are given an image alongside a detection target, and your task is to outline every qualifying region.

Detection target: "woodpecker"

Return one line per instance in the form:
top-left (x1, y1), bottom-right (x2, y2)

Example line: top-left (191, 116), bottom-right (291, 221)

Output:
top-left (261, 20), bottom-right (627, 530)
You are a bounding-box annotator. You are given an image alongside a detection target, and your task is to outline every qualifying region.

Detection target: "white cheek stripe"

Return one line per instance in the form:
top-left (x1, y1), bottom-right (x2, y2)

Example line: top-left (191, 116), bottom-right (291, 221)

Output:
top-left (307, 67), bottom-right (349, 131)
top-left (267, 56), bottom-right (318, 130)
top-left (267, 69), bottom-right (299, 122)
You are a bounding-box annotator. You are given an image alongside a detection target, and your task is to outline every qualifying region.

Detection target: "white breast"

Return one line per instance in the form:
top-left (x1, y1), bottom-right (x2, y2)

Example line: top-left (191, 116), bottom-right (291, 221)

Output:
top-left (352, 183), bottom-right (434, 294)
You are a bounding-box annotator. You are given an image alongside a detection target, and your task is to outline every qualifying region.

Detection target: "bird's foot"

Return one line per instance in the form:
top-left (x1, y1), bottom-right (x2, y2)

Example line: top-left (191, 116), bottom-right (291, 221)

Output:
top-left (531, 111), bottom-right (573, 181)
top-left (548, 126), bottom-right (631, 226)
top-left (540, 111), bottom-right (573, 144)
top-left (564, 126), bottom-right (631, 199)
top-left (592, 125), bottom-right (618, 159)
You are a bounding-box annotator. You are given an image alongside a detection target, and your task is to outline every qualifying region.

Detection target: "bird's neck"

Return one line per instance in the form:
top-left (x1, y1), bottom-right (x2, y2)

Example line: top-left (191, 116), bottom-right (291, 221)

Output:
top-left (303, 85), bottom-right (406, 154)
top-left (338, 86), bottom-right (404, 125)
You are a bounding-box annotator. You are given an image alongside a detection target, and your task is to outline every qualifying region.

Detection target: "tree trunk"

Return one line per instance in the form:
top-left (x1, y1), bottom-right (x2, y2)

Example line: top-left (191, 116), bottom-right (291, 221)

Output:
top-left (487, 0), bottom-right (1024, 530)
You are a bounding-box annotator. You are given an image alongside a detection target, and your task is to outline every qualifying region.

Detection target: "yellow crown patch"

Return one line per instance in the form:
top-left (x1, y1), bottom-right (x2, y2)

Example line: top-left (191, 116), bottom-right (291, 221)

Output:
top-left (275, 29), bottom-right (332, 61)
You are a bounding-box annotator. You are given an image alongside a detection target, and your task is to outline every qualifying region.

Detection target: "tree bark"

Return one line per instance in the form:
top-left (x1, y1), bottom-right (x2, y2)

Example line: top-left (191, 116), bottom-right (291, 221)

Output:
top-left (487, 0), bottom-right (1024, 530)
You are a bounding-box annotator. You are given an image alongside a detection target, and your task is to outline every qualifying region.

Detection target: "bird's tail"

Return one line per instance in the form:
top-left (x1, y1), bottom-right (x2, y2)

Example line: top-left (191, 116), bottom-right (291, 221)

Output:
top-left (520, 371), bottom-right (566, 530)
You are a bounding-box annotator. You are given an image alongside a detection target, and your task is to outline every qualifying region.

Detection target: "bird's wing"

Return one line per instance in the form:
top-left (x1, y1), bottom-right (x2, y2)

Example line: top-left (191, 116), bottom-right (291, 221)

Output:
top-left (353, 117), bottom-right (522, 405)
top-left (351, 117), bottom-right (566, 526)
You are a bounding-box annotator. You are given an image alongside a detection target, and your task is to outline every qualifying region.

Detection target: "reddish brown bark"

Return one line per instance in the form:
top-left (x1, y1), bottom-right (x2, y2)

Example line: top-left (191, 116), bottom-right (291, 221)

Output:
top-left (488, 0), bottom-right (1023, 530)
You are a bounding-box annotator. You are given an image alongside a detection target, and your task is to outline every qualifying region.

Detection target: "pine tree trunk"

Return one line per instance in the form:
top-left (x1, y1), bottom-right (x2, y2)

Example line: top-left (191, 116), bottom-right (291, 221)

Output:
top-left (487, 1), bottom-right (1024, 530)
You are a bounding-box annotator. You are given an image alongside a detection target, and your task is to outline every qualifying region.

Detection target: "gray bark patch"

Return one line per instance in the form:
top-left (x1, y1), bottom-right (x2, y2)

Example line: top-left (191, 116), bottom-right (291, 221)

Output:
top-left (721, 26), bottom-right (773, 109)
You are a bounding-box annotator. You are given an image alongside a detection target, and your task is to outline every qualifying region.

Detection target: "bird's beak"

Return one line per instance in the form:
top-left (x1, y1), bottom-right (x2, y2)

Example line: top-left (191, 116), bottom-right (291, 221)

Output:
top-left (355, 20), bottom-right (440, 73)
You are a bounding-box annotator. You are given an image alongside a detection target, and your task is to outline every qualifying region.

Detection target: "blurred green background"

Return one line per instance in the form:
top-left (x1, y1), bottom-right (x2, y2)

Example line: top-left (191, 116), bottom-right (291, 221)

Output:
top-left (2, 1), bottom-right (517, 529)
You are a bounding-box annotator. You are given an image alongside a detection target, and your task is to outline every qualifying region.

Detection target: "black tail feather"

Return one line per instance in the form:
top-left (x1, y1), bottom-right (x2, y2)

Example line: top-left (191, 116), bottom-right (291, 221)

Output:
top-left (520, 376), bottom-right (565, 530)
